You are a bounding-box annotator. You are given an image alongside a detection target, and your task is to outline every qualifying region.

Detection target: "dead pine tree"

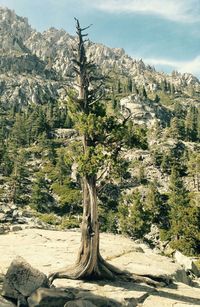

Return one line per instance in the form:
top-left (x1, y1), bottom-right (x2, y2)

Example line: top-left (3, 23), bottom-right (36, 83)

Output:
top-left (49, 19), bottom-right (165, 287)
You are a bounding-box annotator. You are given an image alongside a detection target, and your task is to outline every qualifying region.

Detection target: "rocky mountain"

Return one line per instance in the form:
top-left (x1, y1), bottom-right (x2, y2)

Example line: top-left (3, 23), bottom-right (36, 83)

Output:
top-left (0, 6), bottom-right (200, 108)
top-left (0, 6), bottom-right (200, 266)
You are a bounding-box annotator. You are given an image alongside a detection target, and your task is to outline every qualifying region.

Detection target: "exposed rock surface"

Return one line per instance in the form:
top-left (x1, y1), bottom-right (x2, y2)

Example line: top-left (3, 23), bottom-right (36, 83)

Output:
top-left (174, 251), bottom-right (200, 278)
top-left (2, 256), bottom-right (49, 304)
top-left (28, 287), bottom-right (74, 307)
top-left (142, 283), bottom-right (200, 306)
top-left (0, 7), bottom-right (199, 107)
top-left (120, 94), bottom-right (171, 128)
top-left (0, 229), bottom-right (200, 306)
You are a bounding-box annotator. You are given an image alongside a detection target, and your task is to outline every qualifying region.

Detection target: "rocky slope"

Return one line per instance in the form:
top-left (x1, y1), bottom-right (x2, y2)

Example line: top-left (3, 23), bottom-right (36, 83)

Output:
top-left (0, 6), bottom-right (199, 107)
top-left (0, 228), bottom-right (200, 306)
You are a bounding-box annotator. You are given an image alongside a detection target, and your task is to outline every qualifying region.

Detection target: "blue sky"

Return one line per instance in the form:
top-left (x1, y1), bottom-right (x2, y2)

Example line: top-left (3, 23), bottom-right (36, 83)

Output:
top-left (1, 0), bottom-right (200, 78)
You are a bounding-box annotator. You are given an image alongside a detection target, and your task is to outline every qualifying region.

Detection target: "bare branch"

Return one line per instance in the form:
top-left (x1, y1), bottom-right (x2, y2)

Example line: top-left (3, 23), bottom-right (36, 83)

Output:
top-left (81, 25), bottom-right (93, 31)
top-left (97, 167), bottom-right (109, 182)
top-left (74, 17), bottom-right (92, 32)
top-left (89, 93), bottom-right (104, 106)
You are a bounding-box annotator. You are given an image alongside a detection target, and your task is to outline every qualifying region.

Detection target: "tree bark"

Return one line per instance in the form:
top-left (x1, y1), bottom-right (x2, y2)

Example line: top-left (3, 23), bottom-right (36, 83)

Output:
top-left (48, 19), bottom-right (165, 287)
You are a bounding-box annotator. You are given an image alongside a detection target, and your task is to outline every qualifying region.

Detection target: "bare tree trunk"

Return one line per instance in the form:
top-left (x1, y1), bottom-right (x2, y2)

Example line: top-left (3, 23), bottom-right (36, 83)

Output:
top-left (75, 175), bottom-right (100, 277)
top-left (48, 172), bottom-right (117, 281)
top-left (48, 19), bottom-right (165, 287)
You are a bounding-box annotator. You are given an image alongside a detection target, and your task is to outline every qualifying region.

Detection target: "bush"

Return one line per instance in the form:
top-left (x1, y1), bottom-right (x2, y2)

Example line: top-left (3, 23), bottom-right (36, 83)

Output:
top-left (38, 213), bottom-right (60, 225)
top-left (60, 216), bottom-right (80, 229)
top-left (99, 210), bottom-right (118, 233)
top-left (52, 180), bottom-right (81, 215)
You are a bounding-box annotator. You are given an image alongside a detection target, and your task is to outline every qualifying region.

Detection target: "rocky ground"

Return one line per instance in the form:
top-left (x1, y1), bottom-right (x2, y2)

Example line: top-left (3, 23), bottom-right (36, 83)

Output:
top-left (0, 228), bottom-right (200, 306)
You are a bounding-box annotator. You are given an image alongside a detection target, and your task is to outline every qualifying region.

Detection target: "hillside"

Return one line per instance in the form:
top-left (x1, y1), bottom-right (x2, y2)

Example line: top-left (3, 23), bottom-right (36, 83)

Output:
top-left (0, 7), bottom-right (200, 106)
top-left (0, 6), bottom-right (200, 261)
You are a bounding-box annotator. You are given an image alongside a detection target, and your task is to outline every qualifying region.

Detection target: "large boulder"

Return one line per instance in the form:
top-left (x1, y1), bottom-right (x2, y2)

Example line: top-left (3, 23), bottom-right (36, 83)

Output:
top-left (27, 288), bottom-right (74, 307)
top-left (174, 251), bottom-right (200, 277)
top-left (2, 256), bottom-right (49, 304)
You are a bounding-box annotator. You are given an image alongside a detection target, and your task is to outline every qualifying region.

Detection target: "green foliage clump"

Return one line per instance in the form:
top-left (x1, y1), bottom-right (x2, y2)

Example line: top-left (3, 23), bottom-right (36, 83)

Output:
top-left (118, 190), bottom-right (152, 239)
top-left (60, 216), bottom-right (80, 229)
top-left (30, 175), bottom-right (51, 213)
top-left (38, 213), bottom-right (60, 225)
top-left (99, 210), bottom-right (118, 233)
top-left (166, 166), bottom-right (200, 256)
top-left (52, 179), bottom-right (81, 215)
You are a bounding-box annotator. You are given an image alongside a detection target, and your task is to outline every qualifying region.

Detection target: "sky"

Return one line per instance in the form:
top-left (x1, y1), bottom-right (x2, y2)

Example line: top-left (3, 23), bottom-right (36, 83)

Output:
top-left (0, 0), bottom-right (200, 78)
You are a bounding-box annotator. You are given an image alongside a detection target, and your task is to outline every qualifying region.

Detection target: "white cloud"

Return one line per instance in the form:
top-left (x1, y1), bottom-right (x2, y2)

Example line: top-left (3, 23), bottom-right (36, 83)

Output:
top-left (179, 56), bottom-right (200, 76)
top-left (88, 0), bottom-right (200, 23)
top-left (143, 56), bottom-right (200, 78)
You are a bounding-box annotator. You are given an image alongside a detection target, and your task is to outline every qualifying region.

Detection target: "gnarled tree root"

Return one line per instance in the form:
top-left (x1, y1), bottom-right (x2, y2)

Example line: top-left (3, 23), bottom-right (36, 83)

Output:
top-left (48, 256), bottom-right (170, 288)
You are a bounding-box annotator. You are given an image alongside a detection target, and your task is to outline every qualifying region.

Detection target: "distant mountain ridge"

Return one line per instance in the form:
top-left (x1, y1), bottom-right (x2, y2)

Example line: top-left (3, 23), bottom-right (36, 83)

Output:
top-left (0, 6), bottom-right (199, 106)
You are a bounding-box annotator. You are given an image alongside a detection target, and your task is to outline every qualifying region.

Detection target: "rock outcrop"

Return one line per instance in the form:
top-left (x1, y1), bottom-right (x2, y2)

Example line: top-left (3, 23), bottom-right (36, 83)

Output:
top-left (0, 7), bottom-right (199, 107)
top-left (0, 229), bottom-right (200, 306)
top-left (2, 256), bottom-right (49, 305)
top-left (28, 288), bottom-right (74, 307)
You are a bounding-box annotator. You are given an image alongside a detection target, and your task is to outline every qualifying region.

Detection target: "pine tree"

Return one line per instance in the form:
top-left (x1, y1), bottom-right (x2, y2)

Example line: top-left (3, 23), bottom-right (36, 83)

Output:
top-left (169, 117), bottom-right (185, 140)
top-left (56, 149), bottom-right (71, 185)
top-left (142, 87), bottom-right (147, 98)
top-left (167, 166), bottom-right (200, 255)
top-left (49, 19), bottom-right (147, 283)
top-left (11, 113), bottom-right (27, 146)
top-left (30, 175), bottom-right (49, 212)
top-left (9, 150), bottom-right (29, 204)
top-left (118, 190), bottom-right (151, 238)
top-left (117, 79), bottom-right (121, 94)
top-left (188, 153), bottom-right (200, 191)
top-left (127, 78), bottom-right (133, 93)
top-left (185, 106), bottom-right (198, 141)
top-left (161, 79), bottom-right (168, 92)
top-left (145, 182), bottom-right (162, 224)
top-left (0, 148), bottom-right (13, 176)
top-left (160, 153), bottom-right (171, 174)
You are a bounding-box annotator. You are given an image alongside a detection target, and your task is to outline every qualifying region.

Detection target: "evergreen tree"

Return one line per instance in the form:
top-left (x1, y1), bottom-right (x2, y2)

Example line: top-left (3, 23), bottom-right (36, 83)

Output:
top-left (142, 87), bottom-right (147, 98)
top-left (161, 79), bottom-right (168, 92)
top-left (30, 175), bottom-right (49, 212)
top-left (0, 148), bottom-right (13, 176)
top-left (145, 182), bottom-right (162, 224)
top-left (117, 79), bottom-right (122, 94)
top-left (185, 106), bottom-right (198, 141)
top-left (118, 190), bottom-right (151, 238)
top-left (56, 149), bottom-right (71, 185)
top-left (167, 166), bottom-right (200, 255)
top-left (169, 117), bottom-right (185, 140)
top-left (127, 78), bottom-right (133, 93)
top-left (9, 150), bottom-right (29, 204)
top-left (49, 19), bottom-right (146, 282)
top-left (11, 113), bottom-right (27, 146)
top-left (160, 153), bottom-right (171, 174)
top-left (188, 153), bottom-right (200, 191)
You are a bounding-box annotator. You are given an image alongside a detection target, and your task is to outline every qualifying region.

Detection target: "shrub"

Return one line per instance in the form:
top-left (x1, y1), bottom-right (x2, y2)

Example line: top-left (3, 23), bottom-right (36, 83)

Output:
top-left (60, 216), bottom-right (80, 229)
top-left (38, 213), bottom-right (60, 225)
